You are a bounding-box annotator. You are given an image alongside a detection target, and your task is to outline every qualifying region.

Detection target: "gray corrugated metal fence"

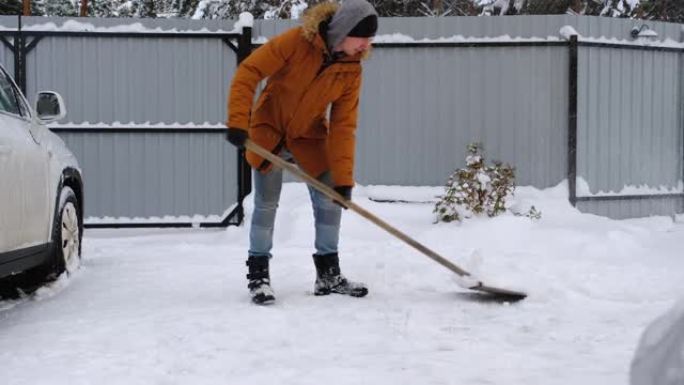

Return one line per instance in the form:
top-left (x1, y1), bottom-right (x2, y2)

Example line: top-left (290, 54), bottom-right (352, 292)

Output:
top-left (355, 44), bottom-right (568, 188)
top-left (0, 15), bottom-right (682, 222)
top-left (27, 36), bottom-right (235, 124)
top-left (576, 44), bottom-right (683, 218)
top-left (0, 15), bottom-right (246, 226)
top-left (56, 129), bottom-right (237, 221)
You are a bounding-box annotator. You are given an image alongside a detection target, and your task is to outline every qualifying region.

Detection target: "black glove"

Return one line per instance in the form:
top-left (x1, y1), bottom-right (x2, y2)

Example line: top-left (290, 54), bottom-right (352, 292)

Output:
top-left (226, 128), bottom-right (248, 149)
top-left (333, 186), bottom-right (353, 209)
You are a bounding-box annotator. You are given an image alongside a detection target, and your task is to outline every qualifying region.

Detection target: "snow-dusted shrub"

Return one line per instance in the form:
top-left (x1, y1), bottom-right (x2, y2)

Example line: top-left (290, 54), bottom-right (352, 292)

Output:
top-left (434, 143), bottom-right (517, 223)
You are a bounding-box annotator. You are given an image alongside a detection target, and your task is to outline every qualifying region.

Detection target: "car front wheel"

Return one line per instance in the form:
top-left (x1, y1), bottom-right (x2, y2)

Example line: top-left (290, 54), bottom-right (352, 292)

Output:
top-left (54, 186), bottom-right (81, 277)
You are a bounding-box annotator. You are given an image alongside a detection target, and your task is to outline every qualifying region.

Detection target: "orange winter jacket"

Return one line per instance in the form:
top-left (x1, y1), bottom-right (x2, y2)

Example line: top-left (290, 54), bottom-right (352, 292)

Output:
top-left (226, 3), bottom-right (364, 187)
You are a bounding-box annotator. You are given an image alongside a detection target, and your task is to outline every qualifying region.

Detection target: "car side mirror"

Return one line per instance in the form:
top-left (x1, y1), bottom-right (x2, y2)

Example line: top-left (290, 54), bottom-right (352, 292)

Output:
top-left (35, 91), bottom-right (67, 123)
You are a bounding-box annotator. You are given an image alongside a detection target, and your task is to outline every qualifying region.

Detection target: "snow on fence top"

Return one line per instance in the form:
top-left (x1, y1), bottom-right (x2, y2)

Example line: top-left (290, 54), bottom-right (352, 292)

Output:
top-left (557, 25), bottom-right (684, 49)
top-left (369, 30), bottom-right (684, 50)
top-left (577, 178), bottom-right (684, 197)
top-left (233, 12), bottom-right (254, 32)
top-left (371, 32), bottom-right (562, 44)
top-left (249, 30), bottom-right (684, 50)
top-left (560, 25), bottom-right (579, 40)
top-left (0, 21), bottom-right (230, 34)
top-left (49, 122), bottom-right (227, 129)
top-left (0, 16), bottom-right (681, 50)
top-left (579, 35), bottom-right (684, 49)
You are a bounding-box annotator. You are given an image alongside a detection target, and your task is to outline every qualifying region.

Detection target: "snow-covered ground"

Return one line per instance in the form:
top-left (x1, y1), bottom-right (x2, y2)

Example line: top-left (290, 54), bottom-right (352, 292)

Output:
top-left (1, 182), bottom-right (683, 385)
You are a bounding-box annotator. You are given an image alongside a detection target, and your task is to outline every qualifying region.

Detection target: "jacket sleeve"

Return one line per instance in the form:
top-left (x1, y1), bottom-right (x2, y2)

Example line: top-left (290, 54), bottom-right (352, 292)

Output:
top-left (226, 28), bottom-right (300, 130)
top-left (328, 71), bottom-right (362, 187)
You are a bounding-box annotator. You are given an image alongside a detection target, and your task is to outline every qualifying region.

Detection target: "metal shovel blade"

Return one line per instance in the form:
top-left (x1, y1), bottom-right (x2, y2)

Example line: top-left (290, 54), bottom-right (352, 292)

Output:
top-left (469, 283), bottom-right (527, 302)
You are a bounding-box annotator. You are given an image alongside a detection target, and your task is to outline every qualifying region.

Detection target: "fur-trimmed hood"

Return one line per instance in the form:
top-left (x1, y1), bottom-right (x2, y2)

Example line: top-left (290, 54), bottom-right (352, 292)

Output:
top-left (301, 2), bottom-right (339, 42)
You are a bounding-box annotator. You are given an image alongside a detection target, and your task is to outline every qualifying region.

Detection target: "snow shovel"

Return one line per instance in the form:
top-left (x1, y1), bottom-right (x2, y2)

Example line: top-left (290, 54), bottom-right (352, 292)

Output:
top-left (244, 140), bottom-right (528, 302)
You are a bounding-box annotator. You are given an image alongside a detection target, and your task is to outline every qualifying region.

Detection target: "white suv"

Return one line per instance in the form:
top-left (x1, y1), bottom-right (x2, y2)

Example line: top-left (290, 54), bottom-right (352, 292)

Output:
top-left (0, 64), bottom-right (83, 289)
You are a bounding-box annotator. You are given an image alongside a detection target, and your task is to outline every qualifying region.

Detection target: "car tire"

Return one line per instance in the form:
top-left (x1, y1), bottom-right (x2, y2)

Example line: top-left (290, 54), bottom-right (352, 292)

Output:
top-left (51, 186), bottom-right (82, 278)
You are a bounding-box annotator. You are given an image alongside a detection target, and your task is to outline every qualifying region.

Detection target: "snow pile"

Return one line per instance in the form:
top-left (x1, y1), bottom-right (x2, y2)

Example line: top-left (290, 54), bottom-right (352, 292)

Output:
top-left (0, 269), bottom-right (78, 311)
top-left (560, 25), bottom-right (580, 40)
top-left (31, 271), bottom-right (78, 301)
top-left (450, 249), bottom-right (484, 289)
top-left (232, 12), bottom-right (254, 32)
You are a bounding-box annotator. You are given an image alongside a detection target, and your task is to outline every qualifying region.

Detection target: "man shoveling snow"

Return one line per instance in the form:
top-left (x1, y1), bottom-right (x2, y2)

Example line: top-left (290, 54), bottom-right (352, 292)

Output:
top-left (226, 0), bottom-right (378, 305)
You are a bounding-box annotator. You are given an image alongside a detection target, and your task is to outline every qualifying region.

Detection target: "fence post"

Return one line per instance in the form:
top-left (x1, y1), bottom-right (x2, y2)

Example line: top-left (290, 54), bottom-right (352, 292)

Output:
top-left (680, 27), bottom-right (684, 212)
top-left (14, 14), bottom-right (27, 94)
top-left (235, 25), bottom-right (253, 225)
top-left (568, 34), bottom-right (578, 207)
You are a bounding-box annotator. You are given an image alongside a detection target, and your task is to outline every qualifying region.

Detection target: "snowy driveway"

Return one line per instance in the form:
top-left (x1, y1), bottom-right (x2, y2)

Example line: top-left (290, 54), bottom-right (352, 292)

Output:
top-left (1, 183), bottom-right (683, 385)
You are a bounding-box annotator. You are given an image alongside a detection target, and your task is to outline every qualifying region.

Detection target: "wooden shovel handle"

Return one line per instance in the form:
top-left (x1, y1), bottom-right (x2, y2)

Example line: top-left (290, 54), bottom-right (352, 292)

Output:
top-left (244, 139), bottom-right (473, 278)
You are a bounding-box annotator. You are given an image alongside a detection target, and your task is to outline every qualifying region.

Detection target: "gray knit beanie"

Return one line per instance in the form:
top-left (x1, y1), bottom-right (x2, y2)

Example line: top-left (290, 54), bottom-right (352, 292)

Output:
top-left (327, 0), bottom-right (378, 50)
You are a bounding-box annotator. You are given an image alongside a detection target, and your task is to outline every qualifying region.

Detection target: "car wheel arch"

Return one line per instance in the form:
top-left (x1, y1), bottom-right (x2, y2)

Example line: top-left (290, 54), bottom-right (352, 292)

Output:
top-left (60, 168), bottom-right (83, 222)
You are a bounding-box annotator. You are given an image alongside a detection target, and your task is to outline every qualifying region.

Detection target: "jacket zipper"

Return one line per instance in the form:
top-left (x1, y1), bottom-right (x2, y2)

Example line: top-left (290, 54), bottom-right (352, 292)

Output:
top-left (292, 58), bottom-right (359, 124)
top-left (316, 52), bottom-right (336, 76)
top-left (257, 58), bottom-right (332, 172)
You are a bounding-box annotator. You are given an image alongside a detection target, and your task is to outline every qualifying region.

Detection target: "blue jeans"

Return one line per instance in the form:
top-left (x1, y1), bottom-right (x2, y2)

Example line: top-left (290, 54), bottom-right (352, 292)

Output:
top-left (248, 153), bottom-right (342, 258)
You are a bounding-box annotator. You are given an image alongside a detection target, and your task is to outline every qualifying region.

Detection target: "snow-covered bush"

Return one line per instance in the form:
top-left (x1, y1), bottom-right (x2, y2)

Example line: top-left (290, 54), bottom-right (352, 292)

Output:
top-left (434, 143), bottom-right (517, 223)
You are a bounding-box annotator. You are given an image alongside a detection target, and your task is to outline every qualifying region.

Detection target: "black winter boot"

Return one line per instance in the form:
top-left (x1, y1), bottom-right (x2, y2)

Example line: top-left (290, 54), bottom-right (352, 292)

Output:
top-left (313, 253), bottom-right (368, 297)
top-left (246, 256), bottom-right (275, 305)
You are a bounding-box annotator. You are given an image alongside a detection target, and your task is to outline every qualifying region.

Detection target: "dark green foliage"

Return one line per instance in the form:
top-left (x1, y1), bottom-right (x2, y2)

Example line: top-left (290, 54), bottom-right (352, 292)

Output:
top-left (637, 0), bottom-right (684, 23)
top-left (0, 0), bottom-right (22, 15)
top-left (523, 0), bottom-right (573, 14)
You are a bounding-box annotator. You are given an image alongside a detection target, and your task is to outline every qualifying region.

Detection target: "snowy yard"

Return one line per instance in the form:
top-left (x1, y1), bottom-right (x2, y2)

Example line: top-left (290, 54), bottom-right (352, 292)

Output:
top-left (1, 182), bottom-right (683, 385)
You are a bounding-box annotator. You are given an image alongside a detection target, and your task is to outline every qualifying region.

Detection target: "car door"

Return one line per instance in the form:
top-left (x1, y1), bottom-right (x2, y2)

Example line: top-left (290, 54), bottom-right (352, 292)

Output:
top-left (0, 78), bottom-right (28, 252)
top-left (0, 69), bottom-right (50, 252)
